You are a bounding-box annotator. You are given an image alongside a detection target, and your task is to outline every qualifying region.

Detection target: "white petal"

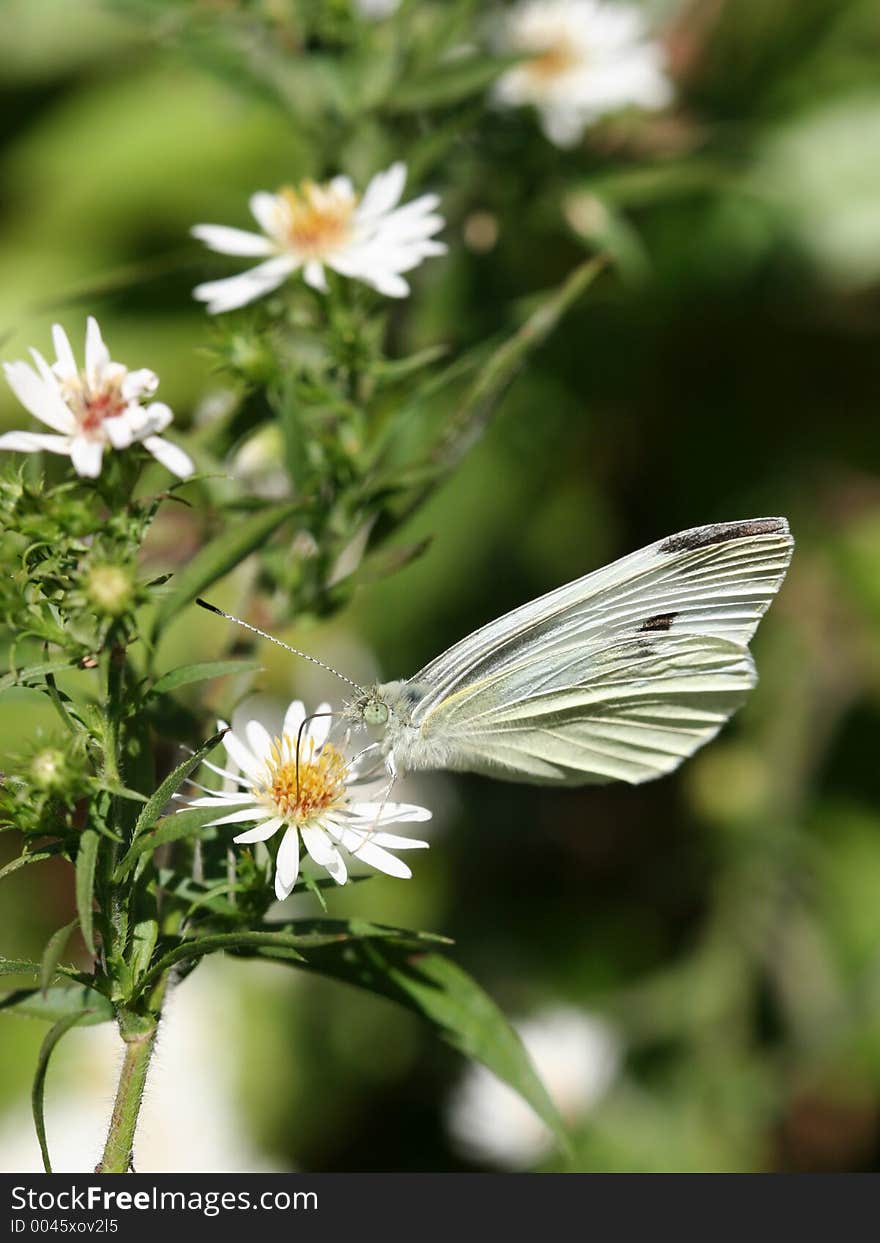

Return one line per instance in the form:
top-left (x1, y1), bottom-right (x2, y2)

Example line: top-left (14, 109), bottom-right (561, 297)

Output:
top-left (51, 324), bottom-right (78, 381)
top-left (69, 437), bottom-right (104, 478)
top-left (234, 816), bottom-right (286, 843)
top-left (121, 368), bottom-right (159, 401)
top-left (0, 430), bottom-right (72, 455)
top-left (368, 271), bottom-right (410, 298)
top-left (307, 703), bottom-right (333, 750)
top-left (343, 832), bottom-right (413, 878)
top-left (300, 824), bottom-right (338, 867)
top-left (3, 361), bottom-right (75, 433)
top-left (282, 699), bottom-right (307, 741)
top-left (84, 316), bottom-right (110, 387)
top-left (275, 827), bottom-right (301, 899)
top-left (193, 255), bottom-right (299, 314)
top-left (329, 175), bottom-right (354, 198)
top-left (302, 261), bottom-right (328, 293)
top-left (245, 719), bottom-right (274, 763)
top-left (301, 825), bottom-right (347, 884)
top-left (249, 191), bottom-right (283, 238)
top-left (179, 793), bottom-right (253, 808)
top-left (191, 223), bottom-right (276, 257)
top-left (346, 801), bottom-right (433, 825)
top-left (104, 416), bottom-right (135, 449)
top-left (137, 400), bottom-right (173, 435)
top-left (328, 821), bottom-right (429, 851)
top-left (358, 162), bottom-right (407, 221)
top-left (201, 758), bottom-right (250, 786)
top-left (143, 436), bottom-right (194, 479)
top-left (205, 806), bottom-right (272, 828)
top-left (221, 729), bottom-right (265, 784)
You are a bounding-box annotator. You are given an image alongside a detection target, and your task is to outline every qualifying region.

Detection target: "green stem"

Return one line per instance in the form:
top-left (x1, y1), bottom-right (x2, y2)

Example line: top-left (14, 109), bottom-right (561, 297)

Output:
top-left (97, 1009), bottom-right (159, 1174)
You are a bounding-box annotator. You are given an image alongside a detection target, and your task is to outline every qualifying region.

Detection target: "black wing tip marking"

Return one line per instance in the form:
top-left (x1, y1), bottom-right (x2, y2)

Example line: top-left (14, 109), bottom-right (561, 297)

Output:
top-left (639, 612), bottom-right (678, 632)
top-left (660, 518), bottom-right (790, 555)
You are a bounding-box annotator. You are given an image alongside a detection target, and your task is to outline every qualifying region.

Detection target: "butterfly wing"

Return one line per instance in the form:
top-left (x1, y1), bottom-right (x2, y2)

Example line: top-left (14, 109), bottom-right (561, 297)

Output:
top-left (401, 518), bottom-right (793, 786)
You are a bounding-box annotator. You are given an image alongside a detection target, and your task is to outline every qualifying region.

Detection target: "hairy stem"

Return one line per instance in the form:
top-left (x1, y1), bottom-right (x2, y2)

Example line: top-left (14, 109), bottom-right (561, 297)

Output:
top-left (97, 992), bottom-right (166, 1174)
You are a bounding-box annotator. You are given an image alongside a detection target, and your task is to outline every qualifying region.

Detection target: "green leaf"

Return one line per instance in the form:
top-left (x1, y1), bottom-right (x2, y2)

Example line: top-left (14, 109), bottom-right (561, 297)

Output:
top-left (0, 845), bottom-right (64, 885)
top-left (288, 941), bottom-right (570, 1156)
top-left (386, 54), bottom-right (518, 113)
top-left (151, 659), bottom-right (262, 696)
top-left (381, 256), bottom-right (606, 528)
top-left (32, 1010), bottom-right (95, 1174)
top-left (114, 808), bottom-right (218, 881)
top-left (115, 735), bottom-right (228, 878)
top-left (40, 920), bottom-right (79, 996)
top-left (153, 501), bottom-right (301, 632)
top-left (75, 830), bottom-right (100, 957)
top-left (0, 659), bottom-right (80, 693)
top-left (130, 918), bottom-right (159, 984)
top-left (1, 985), bottom-right (113, 1024)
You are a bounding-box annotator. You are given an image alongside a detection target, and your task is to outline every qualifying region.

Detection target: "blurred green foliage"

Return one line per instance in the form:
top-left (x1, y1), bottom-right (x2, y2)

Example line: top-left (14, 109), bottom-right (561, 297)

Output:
top-left (2, 0), bottom-right (880, 1172)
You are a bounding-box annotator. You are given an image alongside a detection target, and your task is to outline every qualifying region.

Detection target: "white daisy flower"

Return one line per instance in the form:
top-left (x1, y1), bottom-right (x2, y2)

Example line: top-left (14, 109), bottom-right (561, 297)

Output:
top-left (447, 1006), bottom-right (622, 1168)
top-left (191, 162), bottom-right (446, 313)
top-left (0, 317), bottom-right (193, 480)
top-left (182, 699), bottom-right (431, 899)
top-left (495, 0), bottom-right (673, 148)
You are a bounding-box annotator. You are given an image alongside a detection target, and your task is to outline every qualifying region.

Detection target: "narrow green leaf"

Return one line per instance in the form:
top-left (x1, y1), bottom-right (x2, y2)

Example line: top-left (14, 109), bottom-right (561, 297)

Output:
top-left (290, 941), bottom-right (570, 1155)
top-left (0, 659), bottom-right (79, 693)
top-left (153, 501), bottom-right (301, 632)
top-left (1, 985), bottom-right (113, 1024)
top-left (115, 733), bottom-right (228, 877)
top-left (114, 808), bottom-right (219, 881)
top-left (75, 831), bottom-right (100, 957)
top-left (40, 920), bottom-right (79, 996)
top-left (32, 1010), bottom-right (94, 1173)
top-left (151, 659), bottom-right (262, 696)
top-left (385, 54), bottom-right (518, 113)
top-left (130, 919), bottom-right (159, 983)
top-left (0, 846), bottom-right (63, 884)
top-left (133, 931), bottom-right (308, 996)
top-left (385, 257), bottom-right (606, 528)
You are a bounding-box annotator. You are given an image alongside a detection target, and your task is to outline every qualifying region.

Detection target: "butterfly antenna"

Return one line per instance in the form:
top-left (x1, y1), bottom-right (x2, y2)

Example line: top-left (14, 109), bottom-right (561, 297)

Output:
top-left (195, 599), bottom-right (365, 694)
top-left (293, 711), bottom-right (339, 800)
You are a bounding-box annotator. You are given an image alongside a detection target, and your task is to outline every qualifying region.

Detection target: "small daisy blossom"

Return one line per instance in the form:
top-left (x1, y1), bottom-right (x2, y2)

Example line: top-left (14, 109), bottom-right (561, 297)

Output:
top-left (0, 317), bottom-right (193, 480)
top-left (191, 161), bottom-right (446, 312)
top-left (355, 0), bottom-right (401, 17)
top-left (182, 700), bottom-right (431, 900)
top-left (495, 0), bottom-right (673, 148)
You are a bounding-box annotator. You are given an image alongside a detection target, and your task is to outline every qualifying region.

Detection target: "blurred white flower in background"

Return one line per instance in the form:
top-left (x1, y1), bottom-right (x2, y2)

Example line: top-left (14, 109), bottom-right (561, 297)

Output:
top-left (192, 162), bottom-right (446, 312)
top-left (447, 1006), bottom-right (622, 1168)
top-left (354, 0), bottom-right (401, 18)
top-left (0, 960), bottom-right (281, 1173)
top-left (495, 0), bottom-right (672, 147)
top-left (231, 424), bottom-right (289, 500)
top-left (181, 698), bottom-right (431, 899)
top-left (0, 317), bottom-right (193, 480)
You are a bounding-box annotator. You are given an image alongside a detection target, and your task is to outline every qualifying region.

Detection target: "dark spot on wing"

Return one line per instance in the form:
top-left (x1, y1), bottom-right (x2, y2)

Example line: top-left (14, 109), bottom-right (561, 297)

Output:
top-left (639, 612), bottom-right (677, 632)
top-left (660, 518), bottom-right (787, 554)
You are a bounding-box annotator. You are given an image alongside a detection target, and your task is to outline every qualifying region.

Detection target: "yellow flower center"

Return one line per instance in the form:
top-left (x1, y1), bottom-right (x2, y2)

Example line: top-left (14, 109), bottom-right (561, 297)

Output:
top-left (257, 735), bottom-right (348, 826)
top-left (277, 181), bottom-right (357, 258)
top-left (526, 36), bottom-right (580, 83)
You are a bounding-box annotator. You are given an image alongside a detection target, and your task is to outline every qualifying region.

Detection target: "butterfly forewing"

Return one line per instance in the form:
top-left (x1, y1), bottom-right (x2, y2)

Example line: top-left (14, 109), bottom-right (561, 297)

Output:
top-left (403, 519), bottom-right (792, 786)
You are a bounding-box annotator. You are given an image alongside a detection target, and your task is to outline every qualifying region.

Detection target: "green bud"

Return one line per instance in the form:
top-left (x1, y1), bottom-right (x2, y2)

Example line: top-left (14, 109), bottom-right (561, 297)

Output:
top-left (86, 563), bottom-right (134, 616)
top-left (29, 748), bottom-right (70, 792)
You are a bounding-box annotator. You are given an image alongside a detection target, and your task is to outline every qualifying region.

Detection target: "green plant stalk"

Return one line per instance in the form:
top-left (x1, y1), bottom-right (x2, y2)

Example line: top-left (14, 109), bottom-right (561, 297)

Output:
top-left (98, 974), bottom-right (169, 1175)
top-left (97, 1012), bottom-right (158, 1173)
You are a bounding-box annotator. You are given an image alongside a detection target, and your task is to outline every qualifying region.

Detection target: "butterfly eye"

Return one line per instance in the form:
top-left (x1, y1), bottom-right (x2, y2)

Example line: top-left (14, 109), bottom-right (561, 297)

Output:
top-left (364, 701), bottom-right (389, 726)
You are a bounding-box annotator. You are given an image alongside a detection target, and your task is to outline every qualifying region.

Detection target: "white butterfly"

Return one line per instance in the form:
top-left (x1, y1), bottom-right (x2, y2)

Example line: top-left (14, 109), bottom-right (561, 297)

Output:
top-left (199, 517), bottom-right (793, 788)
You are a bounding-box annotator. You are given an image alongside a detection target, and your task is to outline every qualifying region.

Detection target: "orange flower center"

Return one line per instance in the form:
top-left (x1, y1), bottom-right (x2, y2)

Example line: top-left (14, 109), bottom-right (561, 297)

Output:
top-left (278, 182), bottom-right (356, 258)
top-left (526, 37), bottom-right (580, 83)
top-left (258, 736), bottom-right (348, 825)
